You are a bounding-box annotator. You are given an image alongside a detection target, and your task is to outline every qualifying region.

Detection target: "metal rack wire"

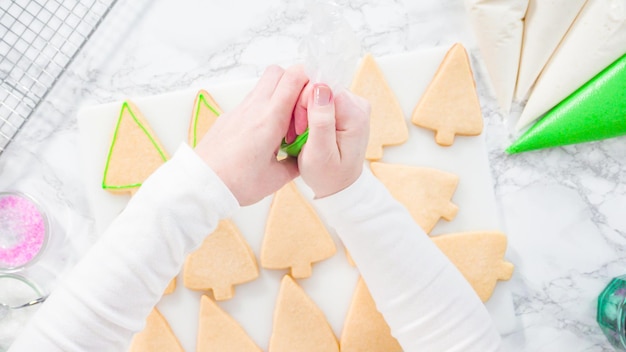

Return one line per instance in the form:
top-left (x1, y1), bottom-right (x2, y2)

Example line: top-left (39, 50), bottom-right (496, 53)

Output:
top-left (0, 0), bottom-right (118, 154)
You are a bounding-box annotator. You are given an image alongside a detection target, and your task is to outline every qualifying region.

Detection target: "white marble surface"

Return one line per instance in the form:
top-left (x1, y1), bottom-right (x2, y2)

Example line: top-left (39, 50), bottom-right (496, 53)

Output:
top-left (1, 0), bottom-right (625, 350)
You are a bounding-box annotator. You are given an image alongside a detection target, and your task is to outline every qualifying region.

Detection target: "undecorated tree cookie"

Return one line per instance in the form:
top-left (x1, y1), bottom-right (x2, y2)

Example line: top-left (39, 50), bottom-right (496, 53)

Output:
top-left (197, 295), bottom-right (262, 352)
top-left (370, 162), bottom-right (459, 234)
top-left (411, 43), bottom-right (483, 146)
top-left (268, 275), bottom-right (339, 352)
top-left (128, 308), bottom-right (183, 352)
top-left (350, 53), bottom-right (408, 161)
top-left (432, 231), bottom-right (514, 302)
top-left (184, 219), bottom-right (259, 300)
top-left (163, 278), bottom-right (176, 295)
top-left (188, 89), bottom-right (222, 148)
top-left (102, 101), bottom-right (168, 195)
top-left (340, 277), bottom-right (402, 352)
top-left (261, 182), bottom-right (336, 279)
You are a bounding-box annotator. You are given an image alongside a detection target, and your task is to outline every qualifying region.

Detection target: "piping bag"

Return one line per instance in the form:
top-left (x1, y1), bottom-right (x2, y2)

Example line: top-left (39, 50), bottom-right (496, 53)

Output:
top-left (280, 1), bottom-right (361, 157)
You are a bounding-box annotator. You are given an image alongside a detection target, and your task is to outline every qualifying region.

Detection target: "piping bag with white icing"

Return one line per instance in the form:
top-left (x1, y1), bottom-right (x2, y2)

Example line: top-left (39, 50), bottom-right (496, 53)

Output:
top-left (280, 1), bottom-right (361, 157)
top-left (515, 0), bottom-right (588, 101)
top-left (516, 0), bottom-right (626, 131)
top-left (464, 0), bottom-right (528, 115)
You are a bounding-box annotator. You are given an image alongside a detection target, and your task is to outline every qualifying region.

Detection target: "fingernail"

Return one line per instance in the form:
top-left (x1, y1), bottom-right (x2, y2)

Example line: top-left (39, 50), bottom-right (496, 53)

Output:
top-left (313, 84), bottom-right (332, 106)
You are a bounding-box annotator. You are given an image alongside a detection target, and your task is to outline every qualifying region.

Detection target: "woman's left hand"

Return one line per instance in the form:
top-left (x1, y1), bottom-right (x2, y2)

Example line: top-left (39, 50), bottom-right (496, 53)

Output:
top-left (195, 65), bottom-right (309, 206)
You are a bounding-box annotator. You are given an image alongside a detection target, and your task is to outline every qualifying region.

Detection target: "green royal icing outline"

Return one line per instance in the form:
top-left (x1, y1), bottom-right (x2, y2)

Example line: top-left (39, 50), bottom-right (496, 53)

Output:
top-left (102, 101), bottom-right (168, 190)
top-left (192, 92), bottom-right (221, 148)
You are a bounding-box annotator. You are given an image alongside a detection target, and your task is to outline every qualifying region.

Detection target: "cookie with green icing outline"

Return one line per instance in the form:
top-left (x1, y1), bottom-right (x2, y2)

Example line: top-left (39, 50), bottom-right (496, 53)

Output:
top-left (189, 90), bottom-right (222, 148)
top-left (102, 101), bottom-right (168, 194)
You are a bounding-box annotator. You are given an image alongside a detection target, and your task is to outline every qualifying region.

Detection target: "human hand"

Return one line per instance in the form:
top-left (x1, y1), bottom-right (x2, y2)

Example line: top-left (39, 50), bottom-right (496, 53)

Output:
top-left (296, 83), bottom-right (371, 198)
top-left (195, 65), bottom-right (308, 206)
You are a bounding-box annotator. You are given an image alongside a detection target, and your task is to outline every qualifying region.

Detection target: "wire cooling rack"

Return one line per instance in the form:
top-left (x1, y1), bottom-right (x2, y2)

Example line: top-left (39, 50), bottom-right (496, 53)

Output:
top-left (0, 0), bottom-right (118, 154)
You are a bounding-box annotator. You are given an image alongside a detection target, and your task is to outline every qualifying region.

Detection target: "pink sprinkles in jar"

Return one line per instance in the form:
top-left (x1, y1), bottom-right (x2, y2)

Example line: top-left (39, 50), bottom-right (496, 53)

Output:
top-left (0, 193), bottom-right (47, 271)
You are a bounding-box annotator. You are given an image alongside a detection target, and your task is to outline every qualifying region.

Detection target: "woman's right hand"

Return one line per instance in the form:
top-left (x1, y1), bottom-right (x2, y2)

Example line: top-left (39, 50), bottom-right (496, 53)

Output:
top-left (297, 83), bottom-right (371, 199)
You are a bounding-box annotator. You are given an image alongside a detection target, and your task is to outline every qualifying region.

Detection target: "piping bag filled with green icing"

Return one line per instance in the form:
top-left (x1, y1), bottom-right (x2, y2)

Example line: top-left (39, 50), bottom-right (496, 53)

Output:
top-left (507, 52), bottom-right (626, 154)
top-left (280, 0), bottom-right (359, 157)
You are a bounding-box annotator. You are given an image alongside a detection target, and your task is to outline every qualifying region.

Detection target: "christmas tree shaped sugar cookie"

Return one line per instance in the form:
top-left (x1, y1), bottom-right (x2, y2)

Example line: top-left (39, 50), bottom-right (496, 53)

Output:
top-left (411, 43), bottom-right (483, 146)
top-left (184, 219), bottom-right (259, 300)
top-left (102, 101), bottom-right (168, 194)
top-left (269, 275), bottom-right (339, 352)
top-left (261, 182), bottom-right (336, 278)
top-left (189, 89), bottom-right (222, 148)
top-left (350, 53), bottom-right (408, 160)
top-left (128, 308), bottom-right (183, 352)
top-left (197, 295), bottom-right (262, 352)
top-left (370, 162), bottom-right (459, 234)
top-left (432, 231), bottom-right (514, 302)
top-left (340, 277), bottom-right (402, 352)
top-left (507, 52), bottom-right (626, 154)
top-left (163, 277), bottom-right (176, 295)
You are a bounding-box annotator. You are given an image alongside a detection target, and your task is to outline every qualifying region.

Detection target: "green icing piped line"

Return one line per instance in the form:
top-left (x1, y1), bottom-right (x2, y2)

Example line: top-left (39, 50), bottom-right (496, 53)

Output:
top-left (102, 101), bottom-right (168, 190)
top-left (103, 183), bottom-right (142, 190)
top-left (507, 52), bottom-right (626, 154)
top-left (192, 93), bottom-right (221, 148)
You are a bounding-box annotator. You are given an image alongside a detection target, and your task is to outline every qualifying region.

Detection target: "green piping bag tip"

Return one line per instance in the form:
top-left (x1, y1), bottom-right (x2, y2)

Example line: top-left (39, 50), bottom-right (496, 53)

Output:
top-left (280, 129), bottom-right (309, 157)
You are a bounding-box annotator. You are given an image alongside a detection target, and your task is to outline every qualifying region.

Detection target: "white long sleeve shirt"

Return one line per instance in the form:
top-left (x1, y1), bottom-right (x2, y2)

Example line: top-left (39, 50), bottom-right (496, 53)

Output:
top-left (314, 167), bottom-right (501, 351)
top-left (9, 144), bottom-right (500, 351)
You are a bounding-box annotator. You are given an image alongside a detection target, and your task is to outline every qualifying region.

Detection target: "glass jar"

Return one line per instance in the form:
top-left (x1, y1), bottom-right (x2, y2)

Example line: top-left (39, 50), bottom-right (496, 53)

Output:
top-left (597, 275), bottom-right (626, 350)
top-left (0, 274), bottom-right (44, 351)
top-left (0, 192), bottom-right (49, 272)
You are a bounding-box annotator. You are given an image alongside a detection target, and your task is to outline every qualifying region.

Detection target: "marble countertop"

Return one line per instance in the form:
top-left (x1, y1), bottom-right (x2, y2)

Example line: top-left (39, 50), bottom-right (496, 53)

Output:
top-left (2, 0), bottom-right (625, 350)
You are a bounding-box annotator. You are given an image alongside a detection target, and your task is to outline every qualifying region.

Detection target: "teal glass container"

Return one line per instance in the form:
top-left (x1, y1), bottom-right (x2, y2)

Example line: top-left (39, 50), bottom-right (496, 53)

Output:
top-left (597, 275), bottom-right (626, 350)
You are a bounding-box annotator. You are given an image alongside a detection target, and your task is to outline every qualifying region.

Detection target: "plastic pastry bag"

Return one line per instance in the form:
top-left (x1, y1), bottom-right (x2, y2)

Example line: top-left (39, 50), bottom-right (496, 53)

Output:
top-left (301, 0), bottom-right (361, 92)
top-left (281, 1), bottom-right (361, 156)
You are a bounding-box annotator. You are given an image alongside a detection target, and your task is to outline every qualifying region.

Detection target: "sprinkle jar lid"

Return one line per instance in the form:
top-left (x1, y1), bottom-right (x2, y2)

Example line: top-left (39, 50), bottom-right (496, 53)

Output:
top-left (0, 192), bottom-right (49, 272)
